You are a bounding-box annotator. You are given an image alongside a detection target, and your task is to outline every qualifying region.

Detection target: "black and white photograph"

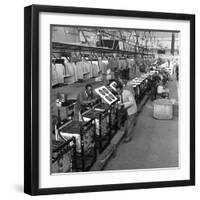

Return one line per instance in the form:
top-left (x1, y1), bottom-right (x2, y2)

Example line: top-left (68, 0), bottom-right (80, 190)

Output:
top-left (0, 0), bottom-right (198, 198)
top-left (24, 5), bottom-right (195, 195)
top-left (51, 25), bottom-right (180, 173)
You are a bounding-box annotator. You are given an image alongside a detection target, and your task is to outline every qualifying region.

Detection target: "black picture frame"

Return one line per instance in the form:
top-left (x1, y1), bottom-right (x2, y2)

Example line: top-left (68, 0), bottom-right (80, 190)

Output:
top-left (24, 4), bottom-right (195, 196)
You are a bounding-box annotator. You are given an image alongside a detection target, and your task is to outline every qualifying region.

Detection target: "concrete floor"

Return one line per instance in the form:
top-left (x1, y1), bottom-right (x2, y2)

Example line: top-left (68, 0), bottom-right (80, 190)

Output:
top-left (104, 79), bottom-right (179, 170)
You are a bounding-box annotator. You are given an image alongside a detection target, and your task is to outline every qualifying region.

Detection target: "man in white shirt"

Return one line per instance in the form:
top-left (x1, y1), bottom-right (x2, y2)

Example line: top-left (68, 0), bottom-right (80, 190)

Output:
top-left (116, 83), bottom-right (138, 143)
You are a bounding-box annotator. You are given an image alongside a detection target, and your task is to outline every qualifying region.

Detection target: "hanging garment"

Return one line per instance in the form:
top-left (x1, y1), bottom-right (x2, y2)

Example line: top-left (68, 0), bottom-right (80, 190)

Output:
top-left (82, 61), bottom-right (88, 74)
top-left (99, 60), bottom-right (108, 81)
top-left (99, 60), bottom-right (107, 75)
top-left (76, 61), bottom-right (84, 80)
top-left (83, 61), bottom-right (90, 79)
top-left (96, 62), bottom-right (100, 73)
top-left (71, 62), bottom-right (78, 82)
top-left (94, 63), bottom-right (99, 77)
top-left (92, 61), bottom-right (99, 70)
top-left (62, 57), bottom-right (70, 75)
top-left (83, 61), bottom-right (88, 73)
top-left (64, 62), bottom-right (72, 76)
top-left (64, 62), bottom-right (75, 84)
top-left (55, 63), bottom-right (65, 83)
top-left (91, 63), bottom-right (95, 77)
top-left (91, 61), bottom-right (99, 77)
top-left (52, 63), bottom-right (58, 86)
top-left (98, 60), bottom-right (102, 73)
top-left (86, 62), bottom-right (93, 78)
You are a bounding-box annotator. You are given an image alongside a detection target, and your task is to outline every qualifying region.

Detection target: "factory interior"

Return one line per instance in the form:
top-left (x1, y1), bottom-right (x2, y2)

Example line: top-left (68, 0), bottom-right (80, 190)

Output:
top-left (51, 26), bottom-right (179, 173)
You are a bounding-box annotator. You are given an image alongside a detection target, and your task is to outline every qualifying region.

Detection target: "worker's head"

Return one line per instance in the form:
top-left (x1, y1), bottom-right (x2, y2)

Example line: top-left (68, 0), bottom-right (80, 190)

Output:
top-left (115, 83), bottom-right (123, 95)
top-left (85, 84), bottom-right (93, 95)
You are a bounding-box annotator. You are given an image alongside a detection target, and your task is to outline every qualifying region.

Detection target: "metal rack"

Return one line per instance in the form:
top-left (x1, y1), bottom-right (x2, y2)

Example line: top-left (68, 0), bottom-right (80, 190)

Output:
top-left (51, 137), bottom-right (76, 173)
top-left (57, 119), bottom-right (97, 172)
top-left (82, 103), bottom-right (111, 153)
top-left (109, 104), bottom-right (119, 138)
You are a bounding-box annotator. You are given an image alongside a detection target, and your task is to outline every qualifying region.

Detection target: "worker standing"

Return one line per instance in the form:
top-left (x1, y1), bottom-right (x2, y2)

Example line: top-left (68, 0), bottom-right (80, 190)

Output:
top-left (116, 83), bottom-right (138, 143)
